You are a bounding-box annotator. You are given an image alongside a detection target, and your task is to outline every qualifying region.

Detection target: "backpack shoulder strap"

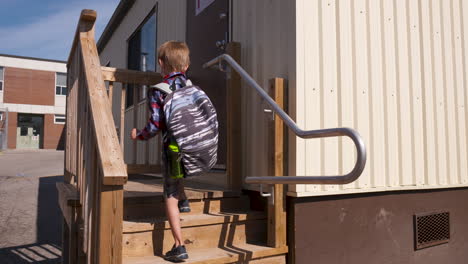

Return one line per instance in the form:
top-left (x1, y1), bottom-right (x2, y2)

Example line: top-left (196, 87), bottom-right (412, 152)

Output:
top-left (150, 82), bottom-right (172, 94)
top-left (170, 76), bottom-right (188, 91)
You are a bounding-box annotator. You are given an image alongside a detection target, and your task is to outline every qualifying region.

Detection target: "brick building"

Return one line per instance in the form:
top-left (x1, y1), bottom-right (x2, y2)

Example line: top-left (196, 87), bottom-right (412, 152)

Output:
top-left (0, 54), bottom-right (66, 150)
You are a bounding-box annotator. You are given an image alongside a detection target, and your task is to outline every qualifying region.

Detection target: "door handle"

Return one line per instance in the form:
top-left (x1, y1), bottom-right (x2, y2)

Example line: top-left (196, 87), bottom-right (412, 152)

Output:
top-left (216, 40), bottom-right (227, 51)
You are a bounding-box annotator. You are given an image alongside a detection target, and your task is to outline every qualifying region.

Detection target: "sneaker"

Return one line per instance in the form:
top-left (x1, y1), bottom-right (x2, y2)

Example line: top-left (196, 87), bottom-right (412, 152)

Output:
top-left (164, 244), bottom-right (188, 262)
top-left (178, 199), bottom-right (191, 213)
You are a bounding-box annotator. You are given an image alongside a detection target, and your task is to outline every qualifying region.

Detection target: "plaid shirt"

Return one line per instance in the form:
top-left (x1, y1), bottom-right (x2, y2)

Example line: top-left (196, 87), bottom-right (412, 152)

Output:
top-left (136, 72), bottom-right (188, 142)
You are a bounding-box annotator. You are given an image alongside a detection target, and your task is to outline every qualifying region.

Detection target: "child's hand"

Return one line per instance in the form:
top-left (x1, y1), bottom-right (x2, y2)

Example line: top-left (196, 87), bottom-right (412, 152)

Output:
top-left (130, 128), bottom-right (137, 140)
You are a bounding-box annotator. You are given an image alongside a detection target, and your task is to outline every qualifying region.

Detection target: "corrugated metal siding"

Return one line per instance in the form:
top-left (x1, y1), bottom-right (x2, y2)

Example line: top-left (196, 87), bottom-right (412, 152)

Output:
top-left (99, 0), bottom-right (186, 165)
top-left (232, 0), bottom-right (296, 186)
top-left (293, 0), bottom-right (468, 196)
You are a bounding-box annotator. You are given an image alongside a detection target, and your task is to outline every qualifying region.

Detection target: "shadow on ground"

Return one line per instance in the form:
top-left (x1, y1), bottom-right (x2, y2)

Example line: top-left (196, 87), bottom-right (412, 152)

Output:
top-left (0, 176), bottom-right (63, 263)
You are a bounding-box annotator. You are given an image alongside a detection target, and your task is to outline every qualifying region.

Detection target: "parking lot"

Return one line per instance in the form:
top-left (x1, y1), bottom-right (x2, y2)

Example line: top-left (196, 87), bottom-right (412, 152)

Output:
top-left (0, 150), bottom-right (64, 263)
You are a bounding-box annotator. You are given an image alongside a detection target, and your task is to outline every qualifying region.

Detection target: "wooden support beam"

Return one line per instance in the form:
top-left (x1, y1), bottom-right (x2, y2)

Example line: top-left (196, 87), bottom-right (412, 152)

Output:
top-left (98, 185), bottom-right (124, 264)
top-left (57, 182), bottom-right (80, 264)
top-left (108, 81), bottom-right (114, 108)
top-left (57, 182), bottom-right (80, 227)
top-left (132, 88), bottom-right (138, 165)
top-left (120, 85), bottom-right (126, 153)
top-left (267, 78), bottom-right (287, 248)
top-left (101, 66), bottom-right (162, 85)
top-left (145, 97), bottom-right (149, 166)
top-left (226, 42), bottom-right (243, 191)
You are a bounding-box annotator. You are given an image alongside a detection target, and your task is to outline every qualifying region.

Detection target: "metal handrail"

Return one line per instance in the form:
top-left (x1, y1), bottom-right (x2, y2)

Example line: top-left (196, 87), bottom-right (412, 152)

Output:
top-left (203, 54), bottom-right (367, 185)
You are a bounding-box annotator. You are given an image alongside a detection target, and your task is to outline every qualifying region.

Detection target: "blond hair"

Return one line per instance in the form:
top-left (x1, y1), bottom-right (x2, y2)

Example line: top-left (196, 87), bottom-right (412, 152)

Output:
top-left (158, 41), bottom-right (190, 73)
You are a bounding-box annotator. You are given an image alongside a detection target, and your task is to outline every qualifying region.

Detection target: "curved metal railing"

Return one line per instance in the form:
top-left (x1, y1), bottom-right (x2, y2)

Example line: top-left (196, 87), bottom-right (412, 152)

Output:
top-left (203, 54), bottom-right (367, 185)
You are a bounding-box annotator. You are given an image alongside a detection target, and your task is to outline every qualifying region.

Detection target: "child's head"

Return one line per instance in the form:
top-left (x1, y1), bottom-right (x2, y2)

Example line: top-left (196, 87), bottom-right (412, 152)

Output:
top-left (157, 41), bottom-right (190, 75)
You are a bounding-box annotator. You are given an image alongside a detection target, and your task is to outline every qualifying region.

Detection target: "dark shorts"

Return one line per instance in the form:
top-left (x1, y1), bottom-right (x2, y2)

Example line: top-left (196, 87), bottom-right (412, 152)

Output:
top-left (162, 149), bottom-right (186, 200)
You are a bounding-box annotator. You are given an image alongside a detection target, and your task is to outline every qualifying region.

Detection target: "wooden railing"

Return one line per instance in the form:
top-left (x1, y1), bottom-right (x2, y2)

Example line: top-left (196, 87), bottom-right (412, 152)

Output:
top-left (100, 67), bottom-right (162, 174)
top-left (65, 10), bottom-right (128, 263)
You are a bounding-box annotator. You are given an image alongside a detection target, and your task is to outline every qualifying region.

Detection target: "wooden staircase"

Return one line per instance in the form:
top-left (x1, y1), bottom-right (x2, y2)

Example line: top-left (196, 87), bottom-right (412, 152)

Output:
top-left (121, 175), bottom-right (287, 263)
top-left (59, 10), bottom-right (288, 264)
top-left (59, 174), bottom-right (288, 263)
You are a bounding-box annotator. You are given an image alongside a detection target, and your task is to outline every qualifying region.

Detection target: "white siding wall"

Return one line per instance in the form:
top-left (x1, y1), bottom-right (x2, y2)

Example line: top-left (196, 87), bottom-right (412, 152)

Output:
top-left (293, 0), bottom-right (468, 196)
top-left (99, 0), bottom-right (186, 164)
top-left (232, 0), bottom-right (296, 187)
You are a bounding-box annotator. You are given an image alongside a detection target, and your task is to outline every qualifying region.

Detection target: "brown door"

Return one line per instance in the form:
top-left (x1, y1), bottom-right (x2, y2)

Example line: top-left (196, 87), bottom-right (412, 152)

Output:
top-left (186, 0), bottom-right (229, 168)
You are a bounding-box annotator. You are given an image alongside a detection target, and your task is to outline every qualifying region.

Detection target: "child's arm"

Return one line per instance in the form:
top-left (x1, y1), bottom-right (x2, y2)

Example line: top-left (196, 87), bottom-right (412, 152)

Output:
top-left (130, 90), bottom-right (165, 141)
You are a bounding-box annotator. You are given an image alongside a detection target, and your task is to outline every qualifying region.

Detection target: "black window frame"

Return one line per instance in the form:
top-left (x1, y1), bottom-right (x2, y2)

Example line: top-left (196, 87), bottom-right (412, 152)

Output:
top-left (54, 114), bottom-right (66, 124)
top-left (0, 66), bottom-right (4, 92)
top-left (55, 72), bottom-right (67, 96)
top-left (126, 6), bottom-right (157, 108)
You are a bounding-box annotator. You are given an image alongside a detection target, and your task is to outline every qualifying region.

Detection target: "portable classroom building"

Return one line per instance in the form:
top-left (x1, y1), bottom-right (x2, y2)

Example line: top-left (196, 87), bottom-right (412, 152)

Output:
top-left (98, 0), bottom-right (468, 263)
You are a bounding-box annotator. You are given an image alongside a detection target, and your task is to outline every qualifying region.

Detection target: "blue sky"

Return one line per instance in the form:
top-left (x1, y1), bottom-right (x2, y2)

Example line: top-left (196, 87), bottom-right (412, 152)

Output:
top-left (0, 0), bottom-right (120, 61)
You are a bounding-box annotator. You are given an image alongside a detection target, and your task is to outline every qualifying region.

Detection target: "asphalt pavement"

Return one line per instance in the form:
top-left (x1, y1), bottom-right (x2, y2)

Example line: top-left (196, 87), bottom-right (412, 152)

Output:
top-left (0, 150), bottom-right (64, 263)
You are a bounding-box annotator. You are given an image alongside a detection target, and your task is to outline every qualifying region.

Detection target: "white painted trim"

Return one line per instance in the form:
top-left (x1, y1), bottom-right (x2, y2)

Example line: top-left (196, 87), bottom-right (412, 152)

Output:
top-left (0, 103), bottom-right (65, 115)
top-left (0, 56), bottom-right (66, 73)
top-left (54, 114), bottom-right (66, 124)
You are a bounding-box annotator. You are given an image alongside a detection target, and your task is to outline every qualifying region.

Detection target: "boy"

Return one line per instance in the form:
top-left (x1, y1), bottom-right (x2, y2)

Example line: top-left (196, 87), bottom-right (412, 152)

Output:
top-left (130, 41), bottom-right (191, 262)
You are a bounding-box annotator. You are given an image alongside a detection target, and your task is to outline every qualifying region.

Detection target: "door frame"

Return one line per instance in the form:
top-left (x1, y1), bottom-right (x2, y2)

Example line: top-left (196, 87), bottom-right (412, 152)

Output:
top-left (16, 113), bottom-right (44, 149)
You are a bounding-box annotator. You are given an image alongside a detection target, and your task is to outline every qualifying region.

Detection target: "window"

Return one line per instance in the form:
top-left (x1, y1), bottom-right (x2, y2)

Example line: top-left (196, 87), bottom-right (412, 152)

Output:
top-left (127, 9), bottom-right (157, 107)
top-left (0, 66), bottom-right (4, 91)
top-left (54, 114), bottom-right (66, 124)
top-left (20, 126), bottom-right (28, 136)
top-left (56, 72), bottom-right (67, 95)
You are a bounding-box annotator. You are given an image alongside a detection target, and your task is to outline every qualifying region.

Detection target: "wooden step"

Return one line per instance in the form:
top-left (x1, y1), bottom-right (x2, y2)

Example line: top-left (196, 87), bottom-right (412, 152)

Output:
top-left (124, 195), bottom-right (251, 220)
top-left (123, 176), bottom-right (248, 220)
top-left (123, 211), bottom-right (267, 257)
top-left (123, 244), bottom-right (288, 264)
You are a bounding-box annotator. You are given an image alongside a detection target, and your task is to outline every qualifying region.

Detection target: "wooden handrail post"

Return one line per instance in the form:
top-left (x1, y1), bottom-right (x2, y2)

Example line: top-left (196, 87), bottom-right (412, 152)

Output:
top-left (132, 86), bottom-right (138, 164)
top-left (226, 42), bottom-right (242, 191)
top-left (120, 84), bottom-right (126, 153)
top-left (267, 78), bottom-right (287, 248)
top-left (108, 81), bottom-right (114, 108)
top-left (63, 9), bottom-right (127, 264)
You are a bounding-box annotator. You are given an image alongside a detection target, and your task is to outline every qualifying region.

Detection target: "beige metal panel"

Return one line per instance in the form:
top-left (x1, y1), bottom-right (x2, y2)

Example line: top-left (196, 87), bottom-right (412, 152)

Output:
top-left (395, 0), bottom-right (414, 186)
top-left (420, 0), bottom-right (437, 186)
top-left (455, 0), bottom-right (468, 185)
top-left (354, 0), bottom-right (372, 189)
top-left (156, 0), bottom-right (186, 72)
top-left (322, 0), bottom-right (340, 192)
top-left (463, 0), bottom-right (468, 185)
top-left (432, 0), bottom-right (448, 186)
top-left (408, 0), bottom-right (425, 186)
top-left (368, 0), bottom-right (386, 188)
top-left (441, 0), bottom-right (457, 186)
top-left (382, 0), bottom-right (400, 188)
top-left (293, 0), bottom-right (468, 197)
top-left (232, 0), bottom-right (295, 190)
top-left (302, 0), bottom-right (321, 194)
top-left (338, 0), bottom-right (358, 190)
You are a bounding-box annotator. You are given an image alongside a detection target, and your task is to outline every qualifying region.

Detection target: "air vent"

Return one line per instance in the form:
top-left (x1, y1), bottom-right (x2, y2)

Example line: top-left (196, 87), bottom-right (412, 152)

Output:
top-left (414, 211), bottom-right (450, 250)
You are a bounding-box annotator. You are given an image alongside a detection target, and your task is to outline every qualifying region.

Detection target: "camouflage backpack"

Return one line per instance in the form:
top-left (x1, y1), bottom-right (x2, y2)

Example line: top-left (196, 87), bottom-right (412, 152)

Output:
top-left (152, 79), bottom-right (218, 176)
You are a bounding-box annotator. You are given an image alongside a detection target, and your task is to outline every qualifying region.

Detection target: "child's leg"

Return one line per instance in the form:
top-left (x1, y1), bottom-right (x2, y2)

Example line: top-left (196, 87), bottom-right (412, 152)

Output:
top-left (165, 195), bottom-right (184, 246)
